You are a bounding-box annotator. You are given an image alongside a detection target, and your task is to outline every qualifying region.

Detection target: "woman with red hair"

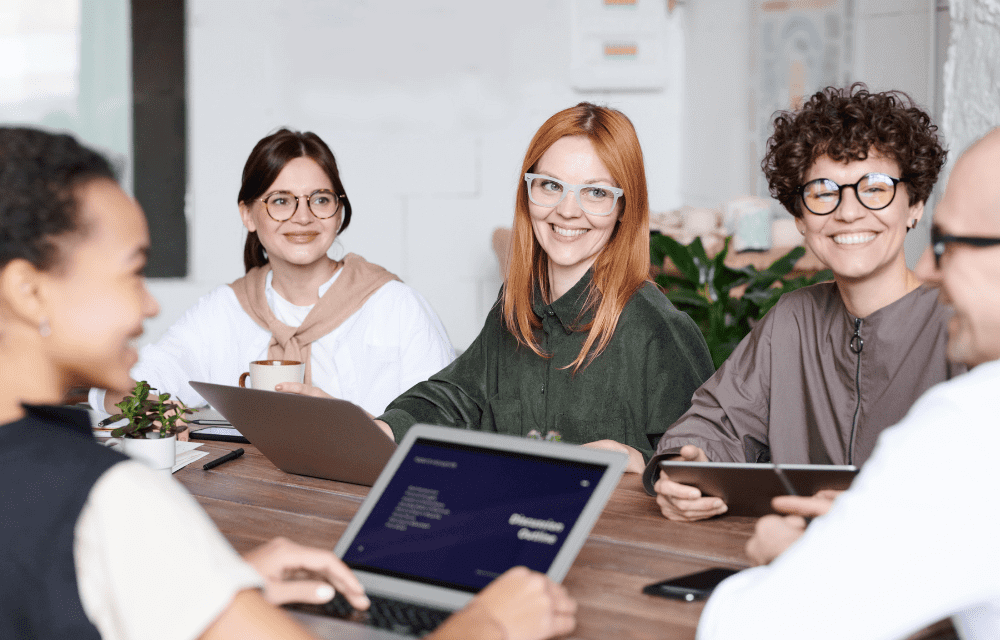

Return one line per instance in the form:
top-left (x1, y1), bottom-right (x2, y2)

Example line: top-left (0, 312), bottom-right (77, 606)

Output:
top-left (374, 103), bottom-right (714, 472)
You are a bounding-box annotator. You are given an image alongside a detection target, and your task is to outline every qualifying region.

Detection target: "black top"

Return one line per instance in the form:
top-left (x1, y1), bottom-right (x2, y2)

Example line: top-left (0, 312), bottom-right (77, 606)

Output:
top-left (0, 405), bottom-right (126, 639)
top-left (380, 270), bottom-right (715, 461)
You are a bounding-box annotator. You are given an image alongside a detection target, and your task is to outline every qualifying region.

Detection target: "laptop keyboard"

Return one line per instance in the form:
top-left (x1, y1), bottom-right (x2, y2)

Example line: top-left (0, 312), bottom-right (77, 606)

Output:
top-left (317, 591), bottom-right (452, 637)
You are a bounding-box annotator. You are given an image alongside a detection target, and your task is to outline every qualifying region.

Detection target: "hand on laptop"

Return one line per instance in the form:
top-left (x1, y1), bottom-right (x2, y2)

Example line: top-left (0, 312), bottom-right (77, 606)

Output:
top-left (434, 566), bottom-right (576, 640)
top-left (274, 382), bottom-right (334, 399)
top-left (273, 382), bottom-right (394, 440)
top-left (654, 445), bottom-right (728, 521)
top-left (582, 439), bottom-right (645, 474)
top-left (745, 490), bottom-right (841, 565)
top-left (242, 537), bottom-right (370, 609)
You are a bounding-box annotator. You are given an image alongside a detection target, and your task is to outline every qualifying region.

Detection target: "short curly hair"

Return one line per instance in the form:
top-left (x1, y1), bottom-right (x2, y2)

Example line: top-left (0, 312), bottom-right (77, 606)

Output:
top-left (762, 84), bottom-right (946, 218)
top-left (0, 127), bottom-right (117, 271)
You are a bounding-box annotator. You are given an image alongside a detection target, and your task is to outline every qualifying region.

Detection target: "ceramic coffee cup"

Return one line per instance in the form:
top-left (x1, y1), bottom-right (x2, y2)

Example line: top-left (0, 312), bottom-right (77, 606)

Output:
top-left (239, 360), bottom-right (304, 391)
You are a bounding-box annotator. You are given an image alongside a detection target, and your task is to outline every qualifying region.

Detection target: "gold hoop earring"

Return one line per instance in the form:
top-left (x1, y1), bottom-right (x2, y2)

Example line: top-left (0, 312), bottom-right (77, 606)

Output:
top-left (39, 317), bottom-right (51, 338)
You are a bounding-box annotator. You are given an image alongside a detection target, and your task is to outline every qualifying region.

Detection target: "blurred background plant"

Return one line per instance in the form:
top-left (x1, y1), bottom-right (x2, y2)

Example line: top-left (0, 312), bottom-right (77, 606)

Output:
top-left (651, 234), bottom-right (833, 368)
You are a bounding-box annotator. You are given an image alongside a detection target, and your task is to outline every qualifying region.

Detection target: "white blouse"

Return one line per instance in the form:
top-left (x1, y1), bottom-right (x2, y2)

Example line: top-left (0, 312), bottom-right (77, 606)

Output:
top-left (90, 269), bottom-right (455, 417)
top-left (74, 461), bottom-right (263, 640)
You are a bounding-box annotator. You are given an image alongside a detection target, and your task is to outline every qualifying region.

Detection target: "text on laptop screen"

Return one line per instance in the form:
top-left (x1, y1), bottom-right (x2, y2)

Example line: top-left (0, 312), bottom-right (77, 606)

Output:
top-left (340, 438), bottom-right (607, 593)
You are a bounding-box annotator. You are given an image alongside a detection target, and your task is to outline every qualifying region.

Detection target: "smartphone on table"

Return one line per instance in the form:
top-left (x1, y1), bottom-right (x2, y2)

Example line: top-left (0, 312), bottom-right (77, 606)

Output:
top-left (642, 568), bottom-right (740, 602)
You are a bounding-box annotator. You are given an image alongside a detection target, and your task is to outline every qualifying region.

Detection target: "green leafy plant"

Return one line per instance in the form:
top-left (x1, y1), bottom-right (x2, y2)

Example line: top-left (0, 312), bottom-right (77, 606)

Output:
top-left (651, 234), bottom-right (833, 368)
top-left (109, 380), bottom-right (192, 439)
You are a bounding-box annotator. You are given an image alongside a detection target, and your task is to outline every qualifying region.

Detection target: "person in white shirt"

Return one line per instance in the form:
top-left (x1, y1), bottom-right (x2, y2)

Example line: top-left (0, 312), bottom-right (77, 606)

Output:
top-left (697, 128), bottom-right (1000, 639)
top-left (91, 128), bottom-right (454, 420)
top-left (1, 126), bottom-right (575, 640)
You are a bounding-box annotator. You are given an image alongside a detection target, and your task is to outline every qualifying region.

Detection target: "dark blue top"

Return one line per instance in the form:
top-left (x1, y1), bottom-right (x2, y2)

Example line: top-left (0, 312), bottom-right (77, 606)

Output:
top-left (0, 405), bottom-right (126, 639)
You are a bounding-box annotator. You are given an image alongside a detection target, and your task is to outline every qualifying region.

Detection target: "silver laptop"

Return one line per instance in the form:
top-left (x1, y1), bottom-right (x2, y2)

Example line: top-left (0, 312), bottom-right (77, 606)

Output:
top-left (289, 424), bottom-right (627, 638)
top-left (189, 380), bottom-right (395, 486)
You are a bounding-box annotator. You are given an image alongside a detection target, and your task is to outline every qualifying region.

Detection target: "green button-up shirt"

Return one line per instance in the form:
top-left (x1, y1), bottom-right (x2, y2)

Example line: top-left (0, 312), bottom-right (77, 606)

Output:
top-left (379, 270), bottom-right (715, 461)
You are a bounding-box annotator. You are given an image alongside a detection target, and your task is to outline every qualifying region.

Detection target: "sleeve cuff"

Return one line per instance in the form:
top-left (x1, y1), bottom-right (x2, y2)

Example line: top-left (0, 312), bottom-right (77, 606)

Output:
top-left (378, 408), bottom-right (418, 442)
top-left (641, 451), bottom-right (679, 495)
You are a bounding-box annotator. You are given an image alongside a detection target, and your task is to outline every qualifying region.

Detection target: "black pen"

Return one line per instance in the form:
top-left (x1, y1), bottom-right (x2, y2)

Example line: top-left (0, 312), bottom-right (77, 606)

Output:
top-left (203, 448), bottom-right (245, 470)
top-left (773, 464), bottom-right (812, 524)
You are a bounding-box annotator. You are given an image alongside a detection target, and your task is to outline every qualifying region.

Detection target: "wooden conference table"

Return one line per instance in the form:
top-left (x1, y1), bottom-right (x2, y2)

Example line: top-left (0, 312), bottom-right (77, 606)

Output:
top-left (177, 441), bottom-right (955, 640)
top-left (176, 440), bottom-right (753, 639)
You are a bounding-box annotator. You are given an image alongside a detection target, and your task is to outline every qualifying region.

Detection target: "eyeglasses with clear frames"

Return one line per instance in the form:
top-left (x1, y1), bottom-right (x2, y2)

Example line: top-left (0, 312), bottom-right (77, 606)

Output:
top-left (930, 224), bottom-right (1000, 269)
top-left (258, 189), bottom-right (344, 222)
top-left (799, 172), bottom-right (904, 215)
top-left (524, 173), bottom-right (624, 216)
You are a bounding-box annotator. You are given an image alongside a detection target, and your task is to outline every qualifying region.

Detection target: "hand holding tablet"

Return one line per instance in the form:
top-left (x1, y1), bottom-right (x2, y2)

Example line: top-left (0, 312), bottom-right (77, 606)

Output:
top-left (653, 445), bottom-right (730, 522)
top-left (655, 459), bottom-right (856, 519)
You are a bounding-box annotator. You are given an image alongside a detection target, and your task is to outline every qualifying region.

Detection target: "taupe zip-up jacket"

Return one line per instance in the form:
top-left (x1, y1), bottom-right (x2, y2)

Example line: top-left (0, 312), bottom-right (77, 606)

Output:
top-left (643, 282), bottom-right (964, 494)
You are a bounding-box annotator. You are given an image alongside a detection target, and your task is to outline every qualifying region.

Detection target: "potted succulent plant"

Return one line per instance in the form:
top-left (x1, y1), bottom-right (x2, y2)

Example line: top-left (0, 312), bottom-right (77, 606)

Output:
top-left (109, 380), bottom-right (192, 473)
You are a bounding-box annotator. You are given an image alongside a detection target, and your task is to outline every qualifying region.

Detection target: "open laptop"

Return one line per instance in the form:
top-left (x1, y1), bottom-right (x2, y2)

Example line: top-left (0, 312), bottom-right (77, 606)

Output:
top-left (288, 424), bottom-right (628, 638)
top-left (189, 380), bottom-right (395, 486)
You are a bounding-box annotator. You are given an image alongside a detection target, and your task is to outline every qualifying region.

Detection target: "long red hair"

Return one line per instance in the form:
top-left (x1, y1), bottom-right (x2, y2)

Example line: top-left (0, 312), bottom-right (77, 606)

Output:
top-left (502, 103), bottom-right (650, 372)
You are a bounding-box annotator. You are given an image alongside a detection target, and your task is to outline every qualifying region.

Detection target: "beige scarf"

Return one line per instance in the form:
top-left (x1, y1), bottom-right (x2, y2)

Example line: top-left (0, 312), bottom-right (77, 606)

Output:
top-left (229, 253), bottom-right (400, 384)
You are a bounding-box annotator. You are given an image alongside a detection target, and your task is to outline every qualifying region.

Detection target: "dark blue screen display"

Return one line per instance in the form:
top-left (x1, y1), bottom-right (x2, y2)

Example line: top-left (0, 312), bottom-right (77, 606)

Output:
top-left (341, 439), bottom-right (607, 592)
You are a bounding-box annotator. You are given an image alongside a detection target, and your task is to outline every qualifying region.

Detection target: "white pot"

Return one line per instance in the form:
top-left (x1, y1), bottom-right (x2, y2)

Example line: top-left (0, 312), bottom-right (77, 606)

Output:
top-left (120, 433), bottom-right (176, 474)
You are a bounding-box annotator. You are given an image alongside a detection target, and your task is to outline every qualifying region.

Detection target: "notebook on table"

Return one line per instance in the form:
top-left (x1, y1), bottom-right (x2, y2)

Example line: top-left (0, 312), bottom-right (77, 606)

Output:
top-left (189, 380), bottom-right (395, 486)
top-left (287, 424), bottom-right (628, 638)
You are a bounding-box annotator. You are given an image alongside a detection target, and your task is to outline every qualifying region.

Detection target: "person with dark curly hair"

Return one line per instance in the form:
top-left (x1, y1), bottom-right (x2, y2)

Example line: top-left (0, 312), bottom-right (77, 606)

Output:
top-left (0, 127), bottom-right (577, 640)
top-left (696, 127), bottom-right (1000, 640)
top-left (644, 84), bottom-right (965, 521)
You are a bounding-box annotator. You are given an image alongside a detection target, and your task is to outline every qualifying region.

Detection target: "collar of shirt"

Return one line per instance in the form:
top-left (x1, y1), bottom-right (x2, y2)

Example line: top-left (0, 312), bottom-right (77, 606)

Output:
top-left (531, 268), bottom-right (597, 334)
top-left (15, 404), bottom-right (93, 438)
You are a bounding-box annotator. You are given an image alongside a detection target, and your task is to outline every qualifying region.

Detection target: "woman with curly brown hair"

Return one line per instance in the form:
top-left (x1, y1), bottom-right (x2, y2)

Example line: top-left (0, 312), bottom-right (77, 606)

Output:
top-left (646, 84), bottom-right (966, 520)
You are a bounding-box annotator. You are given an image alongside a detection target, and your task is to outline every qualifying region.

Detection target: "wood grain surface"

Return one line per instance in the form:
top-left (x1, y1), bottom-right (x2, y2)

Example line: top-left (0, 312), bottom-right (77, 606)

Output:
top-left (175, 441), bottom-right (955, 640)
top-left (177, 441), bottom-right (751, 639)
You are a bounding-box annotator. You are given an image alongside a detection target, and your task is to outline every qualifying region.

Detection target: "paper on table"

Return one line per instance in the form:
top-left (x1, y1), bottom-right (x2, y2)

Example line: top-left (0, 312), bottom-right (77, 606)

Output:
top-left (173, 441), bottom-right (209, 473)
top-left (104, 439), bottom-right (209, 474)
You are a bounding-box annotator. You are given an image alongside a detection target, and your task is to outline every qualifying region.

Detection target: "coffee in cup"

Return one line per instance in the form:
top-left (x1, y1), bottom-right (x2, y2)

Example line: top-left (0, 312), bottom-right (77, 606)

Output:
top-left (239, 360), bottom-right (304, 391)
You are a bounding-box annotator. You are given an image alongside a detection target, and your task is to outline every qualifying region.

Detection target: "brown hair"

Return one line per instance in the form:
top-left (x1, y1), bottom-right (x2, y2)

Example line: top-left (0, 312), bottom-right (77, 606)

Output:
top-left (0, 127), bottom-right (116, 271)
top-left (237, 128), bottom-right (352, 272)
top-left (762, 84), bottom-right (946, 217)
top-left (503, 102), bottom-right (650, 373)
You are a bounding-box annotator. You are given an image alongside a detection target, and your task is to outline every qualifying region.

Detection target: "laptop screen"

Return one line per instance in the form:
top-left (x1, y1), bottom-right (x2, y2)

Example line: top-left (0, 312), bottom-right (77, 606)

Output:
top-left (340, 437), bottom-right (608, 593)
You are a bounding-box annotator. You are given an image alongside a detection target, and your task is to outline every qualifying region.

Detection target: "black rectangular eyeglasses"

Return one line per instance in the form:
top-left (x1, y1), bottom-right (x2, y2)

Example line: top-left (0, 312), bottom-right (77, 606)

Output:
top-left (931, 225), bottom-right (1000, 268)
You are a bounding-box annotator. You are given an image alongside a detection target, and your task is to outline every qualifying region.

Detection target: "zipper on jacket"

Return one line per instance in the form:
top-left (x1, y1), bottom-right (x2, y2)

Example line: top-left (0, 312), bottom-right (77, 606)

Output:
top-left (848, 317), bottom-right (864, 464)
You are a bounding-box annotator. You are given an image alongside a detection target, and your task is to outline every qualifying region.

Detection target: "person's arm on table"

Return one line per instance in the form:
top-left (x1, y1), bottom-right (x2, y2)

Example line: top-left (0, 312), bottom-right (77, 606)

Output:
top-left (644, 311), bottom-right (776, 519)
top-left (584, 302), bottom-right (715, 475)
top-left (378, 307), bottom-right (499, 442)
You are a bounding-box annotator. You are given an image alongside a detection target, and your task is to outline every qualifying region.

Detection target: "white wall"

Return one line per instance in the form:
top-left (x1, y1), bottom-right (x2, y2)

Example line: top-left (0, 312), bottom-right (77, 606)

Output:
top-left (942, 0), bottom-right (1000, 164)
top-left (681, 0), bottom-right (941, 267)
top-left (144, 0), bottom-right (685, 351)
